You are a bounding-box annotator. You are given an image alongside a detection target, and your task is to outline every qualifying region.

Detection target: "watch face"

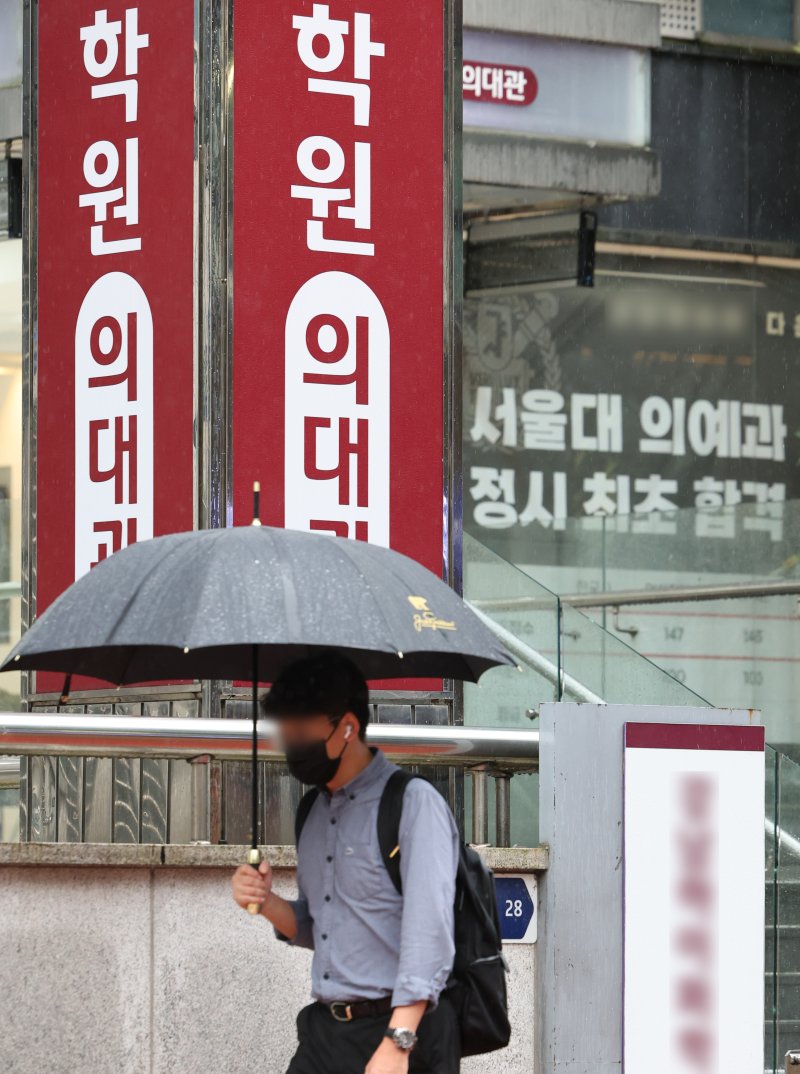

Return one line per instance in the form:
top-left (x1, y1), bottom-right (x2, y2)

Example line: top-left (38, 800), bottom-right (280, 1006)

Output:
top-left (392, 1028), bottom-right (416, 1051)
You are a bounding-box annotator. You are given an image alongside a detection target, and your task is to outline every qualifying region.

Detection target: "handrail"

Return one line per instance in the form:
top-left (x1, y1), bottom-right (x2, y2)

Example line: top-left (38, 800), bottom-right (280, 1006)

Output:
top-left (0, 713), bottom-right (540, 771)
top-left (467, 602), bottom-right (604, 705)
top-left (475, 579), bottom-right (800, 612)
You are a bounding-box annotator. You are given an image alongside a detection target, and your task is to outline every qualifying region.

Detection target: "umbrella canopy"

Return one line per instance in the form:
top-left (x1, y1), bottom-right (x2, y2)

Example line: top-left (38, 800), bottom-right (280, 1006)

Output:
top-left (1, 525), bottom-right (514, 684)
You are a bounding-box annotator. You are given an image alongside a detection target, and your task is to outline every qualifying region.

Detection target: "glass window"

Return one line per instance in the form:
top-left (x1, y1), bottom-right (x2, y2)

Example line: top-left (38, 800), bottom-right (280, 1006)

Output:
top-left (463, 239), bottom-right (800, 750)
top-left (0, 1), bottom-right (22, 90)
top-left (0, 237), bottom-right (21, 712)
top-left (703, 0), bottom-right (795, 43)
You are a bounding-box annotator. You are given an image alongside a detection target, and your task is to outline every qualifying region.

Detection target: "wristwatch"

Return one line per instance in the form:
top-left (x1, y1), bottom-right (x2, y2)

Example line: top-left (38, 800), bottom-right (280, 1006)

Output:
top-left (384, 1027), bottom-right (418, 1052)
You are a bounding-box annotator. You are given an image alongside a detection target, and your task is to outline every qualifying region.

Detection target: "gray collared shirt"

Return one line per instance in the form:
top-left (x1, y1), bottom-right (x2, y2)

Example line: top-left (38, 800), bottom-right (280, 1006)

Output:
top-left (276, 748), bottom-right (459, 1008)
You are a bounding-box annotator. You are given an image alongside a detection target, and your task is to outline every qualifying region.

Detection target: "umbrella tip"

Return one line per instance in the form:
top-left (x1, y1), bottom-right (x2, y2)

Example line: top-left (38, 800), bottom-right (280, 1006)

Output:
top-left (251, 481), bottom-right (262, 527)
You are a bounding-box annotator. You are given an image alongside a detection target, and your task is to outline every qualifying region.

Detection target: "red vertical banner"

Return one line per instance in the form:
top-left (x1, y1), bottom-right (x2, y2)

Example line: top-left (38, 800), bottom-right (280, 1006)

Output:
top-left (233, 4), bottom-right (446, 594)
top-left (36, 1), bottom-right (195, 692)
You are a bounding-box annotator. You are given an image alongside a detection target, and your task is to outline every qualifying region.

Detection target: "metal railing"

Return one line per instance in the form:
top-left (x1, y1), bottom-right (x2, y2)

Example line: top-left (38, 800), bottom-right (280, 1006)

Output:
top-left (468, 602), bottom-right (604, 704)
top-left (475, 578), bottom-right (800, 612)
top-left (0, 713), bottom-right (540, 847)
top-left (0, 713), bottom-right (539, 767)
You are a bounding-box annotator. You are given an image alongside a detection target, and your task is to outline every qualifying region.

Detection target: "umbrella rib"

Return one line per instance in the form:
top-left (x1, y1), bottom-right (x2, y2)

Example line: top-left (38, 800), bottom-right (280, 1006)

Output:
top-left (104, 535), bottom-right (199, 647)
top-left (333, 539), bottom-right (401, 654)
top-left (276, 532), bottom-right (303, 641)
top-left (103, 535), bottom-right (209, 683)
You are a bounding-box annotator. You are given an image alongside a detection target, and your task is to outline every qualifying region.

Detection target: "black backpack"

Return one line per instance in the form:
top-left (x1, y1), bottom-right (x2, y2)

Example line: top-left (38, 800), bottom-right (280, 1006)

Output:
top-left (295, 769), bottom-right (511, 1057)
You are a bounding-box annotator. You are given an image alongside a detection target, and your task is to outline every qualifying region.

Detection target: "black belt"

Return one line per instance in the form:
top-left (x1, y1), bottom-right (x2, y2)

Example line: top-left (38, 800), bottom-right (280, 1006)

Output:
top-left (324, 997), bottom-right (393, 1023)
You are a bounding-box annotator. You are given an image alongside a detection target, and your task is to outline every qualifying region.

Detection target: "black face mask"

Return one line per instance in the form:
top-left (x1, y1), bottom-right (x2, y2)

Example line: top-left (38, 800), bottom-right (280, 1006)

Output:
top-left (284, 722), bottom-right (349, 787)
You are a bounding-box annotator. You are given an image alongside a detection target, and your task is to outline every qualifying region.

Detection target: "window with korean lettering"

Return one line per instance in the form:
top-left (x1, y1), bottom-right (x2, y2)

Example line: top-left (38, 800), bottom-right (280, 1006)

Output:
top-left (464, 263), bottom-right (800, 565)
top-left (463, 260), bottom-right (800, 727)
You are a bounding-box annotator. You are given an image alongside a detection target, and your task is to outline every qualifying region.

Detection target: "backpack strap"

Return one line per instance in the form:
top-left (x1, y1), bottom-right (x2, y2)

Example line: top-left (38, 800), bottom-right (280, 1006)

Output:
top-left (294, 786), bottom-right (321, 845)
top-left (377, 769), bottom-right (420, 895)
top-left (296, 772), bottom-right (424, 889)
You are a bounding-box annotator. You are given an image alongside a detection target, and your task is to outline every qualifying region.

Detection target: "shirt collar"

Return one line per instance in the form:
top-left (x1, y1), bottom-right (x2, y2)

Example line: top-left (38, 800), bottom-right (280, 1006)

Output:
top-left (332, 747), bottom-right (388, 798)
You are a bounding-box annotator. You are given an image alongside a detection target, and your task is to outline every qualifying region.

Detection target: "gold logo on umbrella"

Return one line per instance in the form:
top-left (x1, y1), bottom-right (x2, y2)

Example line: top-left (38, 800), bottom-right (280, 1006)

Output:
top-left (408, 596), bottom-right (457, 633)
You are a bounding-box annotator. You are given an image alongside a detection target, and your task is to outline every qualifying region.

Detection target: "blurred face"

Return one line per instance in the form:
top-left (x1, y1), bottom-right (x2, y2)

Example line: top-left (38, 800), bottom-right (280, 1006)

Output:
top-left (275, 711), bottom-right (358, 787)
top-left (277, 712), bottom-right (342, 751)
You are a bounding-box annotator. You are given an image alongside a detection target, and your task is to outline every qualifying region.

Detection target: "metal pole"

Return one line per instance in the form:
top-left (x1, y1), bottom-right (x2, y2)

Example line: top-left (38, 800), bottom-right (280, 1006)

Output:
top-left (495, 772), bottom-right (511, 848)
top-left (251, 645), bottom-right (258, 850)
top-left (0, 713), bottom-right (541, 769)
top-left (556, 598), bottom-right (563, 701)
top-left (471, 767), bottom-right (489, 845)
top-left (190, 757), bottom-right (210, 843)
top-left (0, 756), bottom-right (20, 788)
top-left (246, 644), bottom-right (262, 913)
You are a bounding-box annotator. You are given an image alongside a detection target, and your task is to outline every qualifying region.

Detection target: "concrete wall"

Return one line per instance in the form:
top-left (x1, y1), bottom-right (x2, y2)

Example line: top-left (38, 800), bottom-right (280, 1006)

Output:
top-left (0, 847), bottom-right (542, 1074)
top-left (464, 0), bottom-right (661, 47)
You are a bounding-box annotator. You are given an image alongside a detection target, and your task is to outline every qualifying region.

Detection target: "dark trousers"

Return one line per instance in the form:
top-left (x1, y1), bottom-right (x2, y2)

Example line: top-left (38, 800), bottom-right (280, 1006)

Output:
top-left (286, 998), bottom-right (460, 1074)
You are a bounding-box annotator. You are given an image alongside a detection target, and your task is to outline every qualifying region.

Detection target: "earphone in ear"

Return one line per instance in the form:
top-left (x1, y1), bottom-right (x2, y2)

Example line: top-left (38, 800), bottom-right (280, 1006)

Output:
top-left (344, 725), bottom-right (353, 739)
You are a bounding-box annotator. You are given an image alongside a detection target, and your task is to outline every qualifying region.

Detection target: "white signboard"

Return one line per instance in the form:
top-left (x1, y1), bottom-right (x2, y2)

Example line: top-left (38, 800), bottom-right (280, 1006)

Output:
top-left (623, 722), bottom-right (765, 1074)
top-left (463, 30), bottom-right (650, 147)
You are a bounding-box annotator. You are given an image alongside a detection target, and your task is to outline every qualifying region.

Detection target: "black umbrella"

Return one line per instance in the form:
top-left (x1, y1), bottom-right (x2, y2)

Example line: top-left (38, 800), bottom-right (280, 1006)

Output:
top-left (3, 526), bottom-right (512, 682)
top-left (2, 516), bottom-right (514, 904)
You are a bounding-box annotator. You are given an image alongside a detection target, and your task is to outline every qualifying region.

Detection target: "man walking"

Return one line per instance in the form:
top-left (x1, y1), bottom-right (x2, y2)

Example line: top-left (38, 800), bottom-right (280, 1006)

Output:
top-left (231, 652), bottom-right (461, 1074)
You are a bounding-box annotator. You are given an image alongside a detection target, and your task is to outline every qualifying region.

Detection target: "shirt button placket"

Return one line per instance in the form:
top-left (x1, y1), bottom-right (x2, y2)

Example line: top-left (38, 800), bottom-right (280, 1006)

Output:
top-left (321, 797), bottom-right (339, 989)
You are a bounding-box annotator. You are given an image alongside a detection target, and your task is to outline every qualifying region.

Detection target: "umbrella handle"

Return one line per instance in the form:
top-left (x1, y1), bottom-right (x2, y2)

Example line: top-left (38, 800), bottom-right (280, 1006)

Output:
top-left (246, 847), bottom-right (263, 915)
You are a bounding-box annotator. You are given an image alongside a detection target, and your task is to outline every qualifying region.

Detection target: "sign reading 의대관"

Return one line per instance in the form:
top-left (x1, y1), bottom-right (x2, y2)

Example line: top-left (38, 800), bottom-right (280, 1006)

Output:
top-left (462, 29), bottom-right (649, 145)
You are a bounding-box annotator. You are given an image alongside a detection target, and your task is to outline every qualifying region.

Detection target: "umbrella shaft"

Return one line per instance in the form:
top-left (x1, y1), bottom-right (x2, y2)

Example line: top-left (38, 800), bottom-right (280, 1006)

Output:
top-left (252, 646), bottom-right (259, 850)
